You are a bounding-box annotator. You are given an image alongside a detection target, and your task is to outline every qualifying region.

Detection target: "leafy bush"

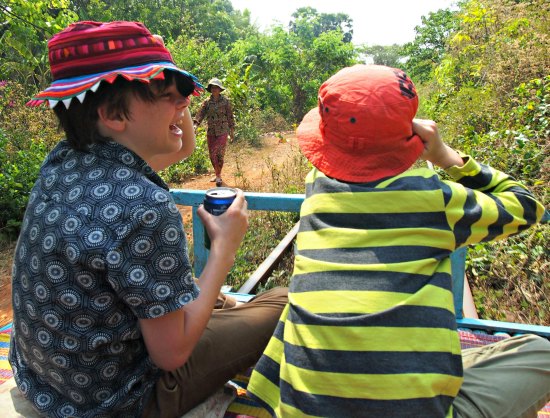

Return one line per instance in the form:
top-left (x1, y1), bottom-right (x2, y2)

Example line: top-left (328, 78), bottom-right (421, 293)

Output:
top-left (0, 129), bottom-right (47, 240)
top-left (159, 131), bottom-right (210, 183)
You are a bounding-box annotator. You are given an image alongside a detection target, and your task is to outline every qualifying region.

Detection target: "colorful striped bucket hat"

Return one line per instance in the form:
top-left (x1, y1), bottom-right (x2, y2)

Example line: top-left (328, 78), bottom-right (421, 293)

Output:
top-left (27, 20), bottom-right (203, 108)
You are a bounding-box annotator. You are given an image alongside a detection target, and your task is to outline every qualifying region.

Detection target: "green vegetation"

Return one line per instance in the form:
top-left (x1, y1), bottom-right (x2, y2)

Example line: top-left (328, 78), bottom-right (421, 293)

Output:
top-left (0, 0), bottom-right (548, 324)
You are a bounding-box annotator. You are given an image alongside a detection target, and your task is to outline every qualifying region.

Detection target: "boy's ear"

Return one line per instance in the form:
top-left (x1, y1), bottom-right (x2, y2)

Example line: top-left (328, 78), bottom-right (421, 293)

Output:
top-left (97, 104), bottom-right (126, 133)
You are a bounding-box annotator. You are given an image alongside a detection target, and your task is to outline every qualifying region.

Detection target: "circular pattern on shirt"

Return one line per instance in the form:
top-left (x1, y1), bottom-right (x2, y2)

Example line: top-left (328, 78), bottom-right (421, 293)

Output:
top-left (44, 173), bottom-right (58, 189)
top-left (64, 243), bottom-right (81, 263)
top-left (62, 172), bottom-right (80, 185)
top-left (87, 168), bottom-right (105, 180)
top-left (73, 314), bottom-right (94, 331)
top-left (141, 208), bottom-right (161, 227)
top-left (42, 233), bottom-right (57, 253)
top-left (34, 391), bottom-right (54, 409)
top-left (153, 282), bottom-right (173, 299)
top-left (75, 271), bottom-right (96, 289)
top-left (87, 255), bottom-right (105, 271)
top-left (18, 379), bottom-right (29, 395)
top-left (49, 369), bottom-right (65, 384)
top-left (31, 346), bottom-right (45, 362)
top-left (120, 151), bottom-right (136, 165)
top-left (36, 328), bottom-right (53, 348)
top-left (72, 372), bottom-right (92, 388)
top-left (105, 312), bottom-right (124, 328)
top-left (122, 183), bottom-right (144, 199)
top-left (18, 243), bottom-right (27, 261)
top-left (57, 404), bottom-right (76, 416)
top-left (82, 154), bottom-right (96, 166)
top-left (51, 353), bottom-right (70, 369)
top-left (99, 361), bottom-right (119, 380)
top-left (161, 225), bottom-right (180, 245)
top-left (34, 282), bottom-right (51, 302)
top-left (63, 216), bottom-right (82, 234)
top-left (114, 167), bottom-right (132, 180)
top-left (62, 335), bottom-right (80, 352)
top-left (68, 389), bottom-right (85, 404)
top-left (51, 191), bottom-right (63, 203)
top-left (100, 203), bottom-right (122, 223)
top-left (152, 190), bottom-right (170, 203)
top-left (155, 254), bottom-right (179, 273)
top-left (76, 203), bottom-right (92, 216)
top-left (20, 272), bottom-right (29, 291)
top-left (45, 208), bottom-right (61, 225)
top-left (85, 227), bottom-right (107, 247)
top-left (124, 293), bottom-right (145, 307)
top-left (91, 293), bottom-right (114, 311)
top-left (58, 289), bottom-right (81, 309)
top-left (46, 261), bottom-right (67, 283)
top-left (66, 185), bottom-right (84, 203)
top-left (34, 201), bottom-right (47, 215)
top-left (30, 254), bottom-right (40, 273)
top-left (167, 201), bottom-right (179, 215)
top-left (91, 183), bottom-right (113, 200)
top-left (62, 157), bottom-right (78, 171)
top-left (106, 249), bottom-right (122, 267)
top-left (115, 224), bottom-right (131, 239)
top-left (89, 332), bottom-right (111, 350)
top-left (25, 300), bottom-right (37, 319)
top-left (43, 310), bottom-right (63, 330)
top-left (28, 190), bottom-right (38, 205)
top-left (93, 388), bottom-right (112, 403)
top-left (178, 292), bottom-right (194, 305)
top-left (78, 352), bottom-right (99, 366)
top-left (29, 224), bottom-right (40, 243)
top-left (30, 359), bottom-right (44, 375)
top-left (131, 236), bottom-right (154, 257)
top-left (147, 304), bottom-right (166, 318)
top-left (107, 341), bottom-right (125, 355)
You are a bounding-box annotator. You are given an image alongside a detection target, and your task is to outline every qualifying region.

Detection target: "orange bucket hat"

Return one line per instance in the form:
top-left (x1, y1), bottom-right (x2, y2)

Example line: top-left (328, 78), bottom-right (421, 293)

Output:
top-left (297, 64), bottom-right (424, 183)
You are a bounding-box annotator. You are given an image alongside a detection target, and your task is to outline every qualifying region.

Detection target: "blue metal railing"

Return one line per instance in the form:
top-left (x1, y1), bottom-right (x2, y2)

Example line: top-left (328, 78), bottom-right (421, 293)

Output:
top-left (170, 188), bottom-right (550, 337)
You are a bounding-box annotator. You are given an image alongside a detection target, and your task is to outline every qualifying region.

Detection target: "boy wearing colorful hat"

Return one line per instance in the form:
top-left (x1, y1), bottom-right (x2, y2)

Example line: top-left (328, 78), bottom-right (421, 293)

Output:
top-left (9, 21), bottom-right (287, 418)
top-left (247, 65), bottom-right (550, 417)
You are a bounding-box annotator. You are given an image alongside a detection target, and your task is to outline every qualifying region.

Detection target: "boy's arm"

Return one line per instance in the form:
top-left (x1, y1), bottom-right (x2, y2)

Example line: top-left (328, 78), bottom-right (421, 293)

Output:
top-left (147, 107), bottom-right (195, 171)
top-left (413, 119), bottom-right (544, 248)
top-left (138, 190), bottom-right (248, 371)
top-left (193, 99), bottom-right (208, 126)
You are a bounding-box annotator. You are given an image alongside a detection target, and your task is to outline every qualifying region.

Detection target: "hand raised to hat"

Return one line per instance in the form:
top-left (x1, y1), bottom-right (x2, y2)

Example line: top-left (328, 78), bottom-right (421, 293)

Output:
top-left (413, 119), bottom-right (464, 169)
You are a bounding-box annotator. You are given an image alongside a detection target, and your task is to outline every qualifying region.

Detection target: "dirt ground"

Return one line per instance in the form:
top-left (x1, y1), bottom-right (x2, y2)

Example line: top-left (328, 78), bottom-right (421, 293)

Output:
top-left (0, 133), bottom-right (300, 327)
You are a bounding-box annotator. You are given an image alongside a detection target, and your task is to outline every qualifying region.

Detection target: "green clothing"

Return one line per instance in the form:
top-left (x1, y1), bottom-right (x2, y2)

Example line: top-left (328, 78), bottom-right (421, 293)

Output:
top-left (248, 155), bottom-right (544, 417)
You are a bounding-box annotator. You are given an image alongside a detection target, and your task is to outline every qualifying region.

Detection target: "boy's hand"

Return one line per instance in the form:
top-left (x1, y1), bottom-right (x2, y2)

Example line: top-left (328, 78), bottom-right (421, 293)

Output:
top-left (197, 189), bottom-right (248, 257)
top-left (413, 119), bottom-right (464, 169)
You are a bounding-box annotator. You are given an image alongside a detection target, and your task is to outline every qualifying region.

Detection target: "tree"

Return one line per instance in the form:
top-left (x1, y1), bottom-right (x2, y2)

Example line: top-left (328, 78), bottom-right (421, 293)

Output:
top-left (402, 8), bottom-right (458, 83)
top-left (361, 44), bottom-right (405, 67)
top-left (289, 7), bottom-right (353, 44)
top-left (0, 0), bottom-right (77, 90)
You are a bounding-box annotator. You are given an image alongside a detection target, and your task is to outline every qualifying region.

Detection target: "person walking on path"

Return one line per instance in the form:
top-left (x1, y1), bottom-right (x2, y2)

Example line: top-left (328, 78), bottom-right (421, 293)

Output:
top-left (10, 21), bottom-right (287, 418)
top-left (193, 77), bottom-right (235, 187)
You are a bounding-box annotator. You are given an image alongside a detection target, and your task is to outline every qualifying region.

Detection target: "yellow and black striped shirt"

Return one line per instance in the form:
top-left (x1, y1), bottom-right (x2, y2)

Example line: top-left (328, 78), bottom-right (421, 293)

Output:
top-left (248, 155), bottom-right (544, 417)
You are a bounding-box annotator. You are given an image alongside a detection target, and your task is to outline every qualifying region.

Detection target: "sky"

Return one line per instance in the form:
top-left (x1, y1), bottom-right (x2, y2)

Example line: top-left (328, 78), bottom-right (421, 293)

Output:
top-left (230, 0), bottom-right (457, 46)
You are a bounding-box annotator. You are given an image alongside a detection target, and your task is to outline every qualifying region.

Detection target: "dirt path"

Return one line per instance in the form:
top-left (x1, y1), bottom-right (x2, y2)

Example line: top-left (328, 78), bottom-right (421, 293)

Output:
top-left (0, 133), bottom-right (300, 327)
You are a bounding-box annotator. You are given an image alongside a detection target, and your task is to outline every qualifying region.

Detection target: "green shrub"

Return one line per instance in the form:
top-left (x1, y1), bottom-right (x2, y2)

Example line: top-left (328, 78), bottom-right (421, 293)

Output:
top-left (0, 129), bottom-right (47, 239)
top-left (159, 131), bottom-right (210, 183)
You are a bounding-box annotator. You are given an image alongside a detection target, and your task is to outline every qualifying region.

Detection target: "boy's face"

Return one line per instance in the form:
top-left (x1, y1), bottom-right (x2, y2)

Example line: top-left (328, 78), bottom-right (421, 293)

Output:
top-left (210, 86), bottom-right (222, 97)
top-left (122, 81), bottom-right (191, 161)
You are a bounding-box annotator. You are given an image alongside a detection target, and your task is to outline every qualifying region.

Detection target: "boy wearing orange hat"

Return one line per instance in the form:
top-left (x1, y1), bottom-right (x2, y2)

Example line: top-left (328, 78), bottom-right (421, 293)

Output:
top-left (247, 65), bottom-right (550, 417)
top-left (9, 21), bottom-right (287, 418)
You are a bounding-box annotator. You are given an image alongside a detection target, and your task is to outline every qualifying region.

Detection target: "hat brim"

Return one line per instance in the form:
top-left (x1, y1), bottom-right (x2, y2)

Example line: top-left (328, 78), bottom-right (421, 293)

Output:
top-left (27, 62), bottom-right (203, 108)
top-left (297, 107), bottom-right (424, 183)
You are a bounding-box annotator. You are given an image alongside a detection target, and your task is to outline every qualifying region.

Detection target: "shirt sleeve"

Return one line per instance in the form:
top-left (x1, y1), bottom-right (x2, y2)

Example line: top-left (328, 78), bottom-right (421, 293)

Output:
top-left (106, 195), bottom-right (200, 319)
top-left (442, 152), bottom-right (544, 248)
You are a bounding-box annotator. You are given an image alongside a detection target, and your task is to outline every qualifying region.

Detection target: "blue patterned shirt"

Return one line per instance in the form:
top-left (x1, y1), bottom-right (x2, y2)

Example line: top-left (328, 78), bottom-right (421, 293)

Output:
top-left (9, 140), bottom-right (200, 417)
